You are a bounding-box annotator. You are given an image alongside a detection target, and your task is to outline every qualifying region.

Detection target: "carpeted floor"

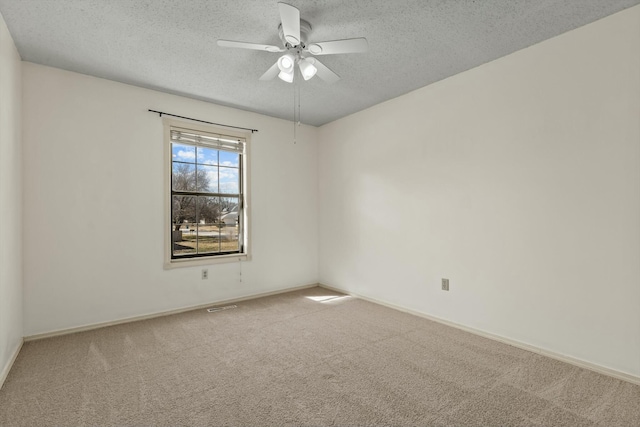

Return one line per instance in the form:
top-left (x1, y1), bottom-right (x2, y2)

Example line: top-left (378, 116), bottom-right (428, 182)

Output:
top-left (1, 286), bottom-right (639, 426)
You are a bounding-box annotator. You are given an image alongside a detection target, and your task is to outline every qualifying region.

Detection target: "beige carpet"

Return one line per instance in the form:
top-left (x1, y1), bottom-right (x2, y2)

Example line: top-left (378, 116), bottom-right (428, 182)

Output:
top-left (1, 286), bottom-right (639, 426)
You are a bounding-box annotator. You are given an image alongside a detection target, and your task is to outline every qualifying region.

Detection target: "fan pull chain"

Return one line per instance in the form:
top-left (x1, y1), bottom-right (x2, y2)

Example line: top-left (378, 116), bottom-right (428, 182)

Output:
top-left (297, 73), bottom-right (301, 128)
top-left (293, 73), bottom-right (300, 144)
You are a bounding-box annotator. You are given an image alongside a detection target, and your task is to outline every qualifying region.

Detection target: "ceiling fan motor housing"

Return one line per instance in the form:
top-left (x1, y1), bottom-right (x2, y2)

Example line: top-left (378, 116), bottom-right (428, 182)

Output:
top-left (279, 19), bottom-right (312, 48)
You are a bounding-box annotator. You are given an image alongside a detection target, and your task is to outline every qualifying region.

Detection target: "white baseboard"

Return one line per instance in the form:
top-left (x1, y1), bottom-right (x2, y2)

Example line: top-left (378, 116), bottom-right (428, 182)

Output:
top-left (25, 283), bottom-right (319, 342)
top-left (319, 283), bottom-right (640, 386)
top-left (0, 338), bottom-right (23, 390)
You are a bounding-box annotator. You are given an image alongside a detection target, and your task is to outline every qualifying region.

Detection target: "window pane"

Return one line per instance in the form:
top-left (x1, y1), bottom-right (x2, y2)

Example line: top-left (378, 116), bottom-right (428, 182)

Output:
top-left (221, 228), bottom-right (240, 252)
top-left (172, 195), bottom-right (197, 256)
top-left (197, 196), bottom-right (222, 224)
top-left (219, 197), bottom-right (236, 214)
top-left (219, 198), bottom-right (239, 226)
top-left (199, 164), bottom-right (219, 193)
top-left (219, 151), bottom-right (239, 167)
top-left (197, 147), bottom-right (218, 165)
top-left (219, 197), bottom-right (240, 252)
top-left (197, 197), bottom-right (222, 253)
top-left (172, 163), bottom-right (196, 191)
top-left (219, 167), bottom-right (239, 194)
top-left (172, 144), bottom-right (196, 163)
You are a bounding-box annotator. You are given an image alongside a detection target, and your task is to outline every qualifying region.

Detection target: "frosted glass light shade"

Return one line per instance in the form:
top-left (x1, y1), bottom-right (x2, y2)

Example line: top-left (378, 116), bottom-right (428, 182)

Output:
top-left (299, 58), bottom-right (317, 80)
top-left (277, 54), bottom-right (295, 73)
top-left (278, 70), bottom-right (294, 83)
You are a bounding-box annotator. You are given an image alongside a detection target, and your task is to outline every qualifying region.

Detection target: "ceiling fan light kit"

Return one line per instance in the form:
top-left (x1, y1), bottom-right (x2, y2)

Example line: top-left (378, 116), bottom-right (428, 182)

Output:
top-left (217, 2), bottom-right (368, 84)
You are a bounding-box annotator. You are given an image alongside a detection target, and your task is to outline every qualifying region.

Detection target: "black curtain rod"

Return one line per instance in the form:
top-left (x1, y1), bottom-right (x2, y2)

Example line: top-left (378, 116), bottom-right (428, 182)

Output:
top-left (148, 110), bottom-right (258, 133)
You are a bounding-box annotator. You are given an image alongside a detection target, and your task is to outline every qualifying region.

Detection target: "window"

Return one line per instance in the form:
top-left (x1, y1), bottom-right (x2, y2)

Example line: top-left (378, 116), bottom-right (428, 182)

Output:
top-left (164, 119), bottom-right (250, 266)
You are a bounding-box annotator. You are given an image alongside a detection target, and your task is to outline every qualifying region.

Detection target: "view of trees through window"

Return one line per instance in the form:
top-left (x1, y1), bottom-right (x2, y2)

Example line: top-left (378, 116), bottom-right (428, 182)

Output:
top-left (171, 141), bottom-right (242, 257)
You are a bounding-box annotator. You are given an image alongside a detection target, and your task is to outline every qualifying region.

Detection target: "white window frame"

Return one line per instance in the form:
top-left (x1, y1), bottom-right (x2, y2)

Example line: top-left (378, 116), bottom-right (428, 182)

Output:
top-left (163, 118), bottom-right (251, 268)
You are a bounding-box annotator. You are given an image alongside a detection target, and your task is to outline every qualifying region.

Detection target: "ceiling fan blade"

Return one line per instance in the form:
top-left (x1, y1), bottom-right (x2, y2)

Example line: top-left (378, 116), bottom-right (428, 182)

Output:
top-left (312, 59), bottom-right (340, 84)
top-left (217, 39), bottom-right (284, 53)
top-left (278, 2), bottom-right (301, 46)
top-left (307, 38), bottom-right (368, 55)
top-left (259, 62), bottom-right (280, 81)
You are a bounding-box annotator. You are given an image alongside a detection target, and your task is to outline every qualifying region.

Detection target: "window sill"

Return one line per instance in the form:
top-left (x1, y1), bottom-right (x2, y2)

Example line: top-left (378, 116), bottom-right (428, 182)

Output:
top-left (164, 253), bottom-right (250, 269)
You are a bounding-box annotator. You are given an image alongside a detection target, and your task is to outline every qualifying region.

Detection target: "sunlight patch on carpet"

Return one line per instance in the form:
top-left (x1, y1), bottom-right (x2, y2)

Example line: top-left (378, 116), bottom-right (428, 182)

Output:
top-left (306, 295), bottom-right (352, 304)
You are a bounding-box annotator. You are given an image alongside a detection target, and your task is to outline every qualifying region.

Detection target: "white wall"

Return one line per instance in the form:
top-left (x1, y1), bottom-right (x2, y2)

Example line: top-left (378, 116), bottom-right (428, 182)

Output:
top-left (22, 63), bottom-right (318, 336)
top-left (0, 11), bottom-right (23, 383)
top-left (318, 6), bottom-right (640, 377)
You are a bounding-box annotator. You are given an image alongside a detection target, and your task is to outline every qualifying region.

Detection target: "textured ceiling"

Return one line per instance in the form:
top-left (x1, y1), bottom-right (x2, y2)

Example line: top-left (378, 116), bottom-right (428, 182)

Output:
top-left (1, 0), bottom-right (638, 126)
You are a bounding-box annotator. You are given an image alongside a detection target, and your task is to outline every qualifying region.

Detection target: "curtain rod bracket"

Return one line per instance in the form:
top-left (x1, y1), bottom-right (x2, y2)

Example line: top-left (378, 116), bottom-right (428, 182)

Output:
top-left (148, 109), bottom-right (258, 133)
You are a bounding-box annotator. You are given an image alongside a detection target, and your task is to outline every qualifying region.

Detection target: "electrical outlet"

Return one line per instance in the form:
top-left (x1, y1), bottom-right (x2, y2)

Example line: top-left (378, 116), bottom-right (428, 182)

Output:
top-left (441, 278), bottom-right (449, 291)
top-left (202, 269), bottom-right (208, 280)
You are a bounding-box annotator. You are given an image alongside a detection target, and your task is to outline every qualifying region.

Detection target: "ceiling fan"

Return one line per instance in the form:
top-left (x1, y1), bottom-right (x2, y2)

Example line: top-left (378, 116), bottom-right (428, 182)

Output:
top-left (217, 2), bottom-right (368, 84)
